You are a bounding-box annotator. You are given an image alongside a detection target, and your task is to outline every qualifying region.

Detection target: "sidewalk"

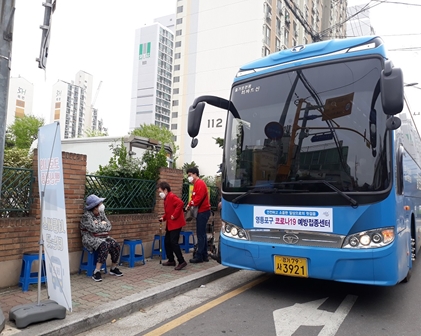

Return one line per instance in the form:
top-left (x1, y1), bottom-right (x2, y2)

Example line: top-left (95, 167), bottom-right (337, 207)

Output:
top-left (0, 252), bottom-right (236, 336)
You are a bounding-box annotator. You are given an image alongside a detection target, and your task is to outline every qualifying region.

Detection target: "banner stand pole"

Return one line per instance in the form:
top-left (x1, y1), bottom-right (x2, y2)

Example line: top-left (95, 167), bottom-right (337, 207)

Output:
top-left (37, 191), bottom-right (45, 305)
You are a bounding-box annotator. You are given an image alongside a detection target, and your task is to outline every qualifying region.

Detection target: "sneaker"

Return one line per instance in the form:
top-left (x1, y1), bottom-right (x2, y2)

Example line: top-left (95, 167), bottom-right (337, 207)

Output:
top-left (189, 258), bottom-right (203, 264)
top-left (110, 267), bottom-right (123, 276)
top-left (92, 271), bottom-right (102, 282)
top-left (162, 261), bottom-right (176, 266)
top-left (174, 261), bottom-right (187, 270)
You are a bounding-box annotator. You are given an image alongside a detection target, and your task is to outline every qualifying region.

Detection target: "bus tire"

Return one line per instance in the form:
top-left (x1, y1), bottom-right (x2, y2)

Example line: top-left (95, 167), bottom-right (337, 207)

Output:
top-left (402, 269), bottom-right (412, 283)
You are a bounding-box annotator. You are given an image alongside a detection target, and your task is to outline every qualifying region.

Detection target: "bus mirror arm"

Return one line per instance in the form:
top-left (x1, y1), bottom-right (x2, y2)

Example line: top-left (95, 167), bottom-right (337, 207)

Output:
top-left (188, 95), bottom-right (240, 148)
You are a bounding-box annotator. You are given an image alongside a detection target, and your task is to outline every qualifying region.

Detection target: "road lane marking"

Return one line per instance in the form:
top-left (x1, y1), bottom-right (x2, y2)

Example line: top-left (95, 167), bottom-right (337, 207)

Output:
top-left (143, 274), bottom-right (271, 336)
top-left (273, 295), bottom-right (358, 336)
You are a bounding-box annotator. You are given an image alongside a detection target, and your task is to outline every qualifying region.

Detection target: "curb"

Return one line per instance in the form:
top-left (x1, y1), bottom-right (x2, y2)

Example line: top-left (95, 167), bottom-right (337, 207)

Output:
top-left (18, 265), bottom-right (237, 336)
top-left (0, 307), bottom-right (5, 333)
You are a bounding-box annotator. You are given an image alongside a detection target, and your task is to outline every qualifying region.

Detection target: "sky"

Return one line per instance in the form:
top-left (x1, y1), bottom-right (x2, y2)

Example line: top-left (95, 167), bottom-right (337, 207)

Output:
top-left (11, 0), bottom-right (176, 136)
top-left (347, 0), bottom-right (421, 114)
top-left (10, 0), bottom-right (421, 136)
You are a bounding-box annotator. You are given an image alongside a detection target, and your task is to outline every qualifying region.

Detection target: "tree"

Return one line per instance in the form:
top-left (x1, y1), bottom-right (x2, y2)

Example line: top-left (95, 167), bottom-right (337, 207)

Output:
top-left (213, 137), bottom-right (224, 148)
top-left (3, 148), bottom-right (32, 168)
top-left (131, 123), bottom-right (178, 162)
top-left (8, 115), bottom-right (44, 149)
top-left (83, 128), bottom-right (108, 137)
top-left (95, 138), bottom-right (168, 181)
top-left (96, 139), bottom-right (144, 179)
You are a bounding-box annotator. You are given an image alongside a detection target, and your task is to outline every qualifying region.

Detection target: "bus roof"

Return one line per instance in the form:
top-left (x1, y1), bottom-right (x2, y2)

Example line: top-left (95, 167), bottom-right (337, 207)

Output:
top-left (238, 36), bottom-right (385, 72)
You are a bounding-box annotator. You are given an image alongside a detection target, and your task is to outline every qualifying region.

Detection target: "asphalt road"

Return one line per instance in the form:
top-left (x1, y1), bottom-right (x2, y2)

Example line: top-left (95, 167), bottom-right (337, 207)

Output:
top-left (79, 261), bottom-right (421, 336)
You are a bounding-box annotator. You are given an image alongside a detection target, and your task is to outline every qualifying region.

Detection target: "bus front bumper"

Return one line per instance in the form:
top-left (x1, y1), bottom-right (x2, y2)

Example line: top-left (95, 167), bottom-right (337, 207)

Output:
top-left (220, 237), bottom-right (400, 286)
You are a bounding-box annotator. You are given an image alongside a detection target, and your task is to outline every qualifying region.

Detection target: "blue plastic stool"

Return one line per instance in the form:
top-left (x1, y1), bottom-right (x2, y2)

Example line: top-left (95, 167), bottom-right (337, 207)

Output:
top-left (79, 247), bottom-right (107, 277)
top-left (119, 239), bottom-right (145, 267)
top-left (19, 252), bottom-right (46, 292)
top-left (151, 235), bottom-right (166, 260)
top-left (179, 231), bottom-right (196, 253)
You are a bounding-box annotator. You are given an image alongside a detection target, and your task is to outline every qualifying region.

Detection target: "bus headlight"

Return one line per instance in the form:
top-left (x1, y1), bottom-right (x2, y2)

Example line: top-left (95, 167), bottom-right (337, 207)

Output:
top-left (343, 227), bottom-right (395, 249)
top-left (221, 221), bottom-right (248, 240)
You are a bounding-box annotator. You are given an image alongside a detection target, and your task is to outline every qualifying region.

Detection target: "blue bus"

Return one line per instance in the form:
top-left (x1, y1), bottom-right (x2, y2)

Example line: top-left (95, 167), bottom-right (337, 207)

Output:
top-left (187, 36), bottom-right (421, 286)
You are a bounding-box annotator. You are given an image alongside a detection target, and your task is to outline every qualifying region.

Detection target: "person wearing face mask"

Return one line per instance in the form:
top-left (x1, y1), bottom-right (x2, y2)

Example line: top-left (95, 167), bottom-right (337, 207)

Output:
top-left (80, 194), bottom-right (123, 281)
top-left (157, 181), bottom-right (187, 270)
top-left (185, 167), bottom-right (211, 263)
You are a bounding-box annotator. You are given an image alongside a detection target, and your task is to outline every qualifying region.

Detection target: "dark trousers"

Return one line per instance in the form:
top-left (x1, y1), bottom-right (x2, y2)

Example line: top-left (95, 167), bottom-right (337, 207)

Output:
top-left (196, 210), bottom-right (211, 261)
top-left (165, 227), bottom-right (185, 263)
top-left (96, 239), bottom-right (120, 264)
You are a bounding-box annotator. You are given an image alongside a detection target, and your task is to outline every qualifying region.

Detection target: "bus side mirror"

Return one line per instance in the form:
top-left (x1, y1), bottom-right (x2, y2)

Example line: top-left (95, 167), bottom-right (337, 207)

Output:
top-left (380, 61), bottom-right (404, 115)
top-left (188, 102), bottom-right (205, 139)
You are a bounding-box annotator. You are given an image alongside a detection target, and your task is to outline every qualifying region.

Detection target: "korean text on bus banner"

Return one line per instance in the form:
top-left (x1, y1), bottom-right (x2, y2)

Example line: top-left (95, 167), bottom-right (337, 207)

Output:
top-left (253, 206), bottom-right (333, 233)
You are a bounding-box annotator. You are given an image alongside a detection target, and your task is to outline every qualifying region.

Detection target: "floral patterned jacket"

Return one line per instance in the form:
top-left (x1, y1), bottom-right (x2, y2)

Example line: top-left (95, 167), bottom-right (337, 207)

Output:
top-left (80, 210), bottom-right (113, 252)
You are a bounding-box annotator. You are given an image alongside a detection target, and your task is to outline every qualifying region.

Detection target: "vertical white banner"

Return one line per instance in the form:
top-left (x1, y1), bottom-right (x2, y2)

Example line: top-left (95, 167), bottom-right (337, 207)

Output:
top-left (37, 122), bottom-right (72, 311)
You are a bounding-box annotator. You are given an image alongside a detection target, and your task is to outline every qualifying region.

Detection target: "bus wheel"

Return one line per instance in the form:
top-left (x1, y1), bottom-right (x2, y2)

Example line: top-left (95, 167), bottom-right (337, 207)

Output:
top-left (402, 232), bottom-right (416, 283)
top-left (402, 268), bottom-right (412, 283)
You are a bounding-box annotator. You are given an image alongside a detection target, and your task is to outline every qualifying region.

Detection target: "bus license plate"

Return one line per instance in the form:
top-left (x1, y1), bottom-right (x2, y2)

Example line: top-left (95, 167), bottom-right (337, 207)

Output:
top-left (274, 255), bottom-right (308, 278)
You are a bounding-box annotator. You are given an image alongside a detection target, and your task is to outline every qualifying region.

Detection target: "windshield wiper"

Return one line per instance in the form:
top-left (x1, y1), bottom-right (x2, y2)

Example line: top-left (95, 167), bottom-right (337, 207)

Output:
top-left (232, 187), bottom-right (308, 204)
top-left (276, 180), bottom-right (358, 207)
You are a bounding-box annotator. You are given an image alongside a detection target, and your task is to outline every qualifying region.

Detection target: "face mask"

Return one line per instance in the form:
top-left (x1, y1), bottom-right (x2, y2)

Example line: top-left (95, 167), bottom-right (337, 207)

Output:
top-left (98, 204), bottom-right (105, 212)
top-left (159, 192), bottom-right (166, 199)
top-left (188, 176), bottom-right (194, 183)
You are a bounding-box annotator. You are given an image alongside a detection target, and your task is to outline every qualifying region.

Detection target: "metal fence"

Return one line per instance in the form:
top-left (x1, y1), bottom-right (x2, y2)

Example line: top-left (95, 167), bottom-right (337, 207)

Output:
top-left (0, 167), bottom-right (34, 217)
top-left (182, 183), bottom-right (220, 210)
top-left (85, 175), bottom-right (157, 213)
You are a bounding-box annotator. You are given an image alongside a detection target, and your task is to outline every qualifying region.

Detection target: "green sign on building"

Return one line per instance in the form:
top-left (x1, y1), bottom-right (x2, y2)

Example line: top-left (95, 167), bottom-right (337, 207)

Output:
top-left (139, 42), bottom-right (151, 60)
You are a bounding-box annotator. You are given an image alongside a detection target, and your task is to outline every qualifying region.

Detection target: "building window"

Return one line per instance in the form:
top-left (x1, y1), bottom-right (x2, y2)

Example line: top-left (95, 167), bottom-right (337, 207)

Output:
top-left (176, 18), bottom-right (183, 24)
top-left (171, 124), bottom-right (178, 130)
top-left (172, 112), bottom-right (178, 118)
top-left (174, 64), bottom-right (180, 71)
top-left (175, 53), bottom-right (181, 59)
top-left (173, 88), bottom-right (179, 94)
top-left (173, 76), bottom-right (180, 83)
top-left (177, 5), bottom-right (183, 13)
top-left (172, 100), bottom-right (179, 106)
top-left (176, 29), bottom-right (182, 36)
top-left (175, 41), bottom-right (181, 47)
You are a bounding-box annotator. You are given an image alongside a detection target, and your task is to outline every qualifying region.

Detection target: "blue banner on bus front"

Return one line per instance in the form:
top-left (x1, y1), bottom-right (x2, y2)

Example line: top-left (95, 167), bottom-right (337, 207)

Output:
top-left (253, 206), bottom-right (333, 232)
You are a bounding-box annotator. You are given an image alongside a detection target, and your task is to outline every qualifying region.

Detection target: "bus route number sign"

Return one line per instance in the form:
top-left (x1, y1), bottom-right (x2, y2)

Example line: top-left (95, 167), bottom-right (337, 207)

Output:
top-left (274, 255), bottom-right (308, 278)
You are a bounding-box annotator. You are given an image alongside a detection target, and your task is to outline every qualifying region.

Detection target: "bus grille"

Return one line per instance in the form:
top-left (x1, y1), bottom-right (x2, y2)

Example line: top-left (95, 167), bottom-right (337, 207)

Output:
top-left (247, 230), bottom-right (345, 248)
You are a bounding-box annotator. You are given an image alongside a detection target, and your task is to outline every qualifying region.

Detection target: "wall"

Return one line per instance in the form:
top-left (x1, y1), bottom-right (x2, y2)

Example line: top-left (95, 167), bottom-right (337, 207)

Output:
top-left (0, 153), bottom-right (220, 289)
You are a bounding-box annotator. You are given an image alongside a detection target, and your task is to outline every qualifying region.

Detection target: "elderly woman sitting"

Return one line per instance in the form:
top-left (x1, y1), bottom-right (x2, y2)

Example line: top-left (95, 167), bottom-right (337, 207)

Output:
top-left (80, 194), bottom-right (123, 282)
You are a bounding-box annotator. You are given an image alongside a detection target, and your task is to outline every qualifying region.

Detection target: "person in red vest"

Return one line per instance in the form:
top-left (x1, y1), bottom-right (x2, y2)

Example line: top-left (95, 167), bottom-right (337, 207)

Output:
top-left (158, 181), bottom-right (187, 270)
top-left (186, 167), bottom-right (211, 263)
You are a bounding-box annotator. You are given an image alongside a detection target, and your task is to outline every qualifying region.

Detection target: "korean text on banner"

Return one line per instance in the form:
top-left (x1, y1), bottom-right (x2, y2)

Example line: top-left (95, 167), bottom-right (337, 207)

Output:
top-left (37, 122), bottom-right (72, 311)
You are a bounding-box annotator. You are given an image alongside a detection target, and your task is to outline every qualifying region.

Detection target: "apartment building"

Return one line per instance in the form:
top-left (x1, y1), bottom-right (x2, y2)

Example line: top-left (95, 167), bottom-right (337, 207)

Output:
top-left (50, 70), bottom-right (99, 139)
top-left (129, 15), bottom-right (176, 131)
top-left (171, 0), bottom-right (348, 176)
top-left (6, 76), bottom-right (34, 126)
top-left (346, 4), bottom-right (375, 37)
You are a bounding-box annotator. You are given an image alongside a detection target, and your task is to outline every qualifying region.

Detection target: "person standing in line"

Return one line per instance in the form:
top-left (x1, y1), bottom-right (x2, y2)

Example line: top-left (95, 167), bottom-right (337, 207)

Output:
top-left (158, 181), bottom-right (188, 270)
top-left (186, 167), bottom-right (211, 263)
top-left (80, 194), bottom-right (123, 282)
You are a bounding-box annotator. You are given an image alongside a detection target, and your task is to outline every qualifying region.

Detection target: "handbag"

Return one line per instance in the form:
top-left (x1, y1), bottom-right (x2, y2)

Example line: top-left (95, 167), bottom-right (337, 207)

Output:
top-left (185, 194), bottom-right (206, 221)
top-left (184, 208), bottom-right (194, 222)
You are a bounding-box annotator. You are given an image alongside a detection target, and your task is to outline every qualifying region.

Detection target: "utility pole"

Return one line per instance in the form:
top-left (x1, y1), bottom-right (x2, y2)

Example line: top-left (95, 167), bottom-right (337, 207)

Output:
top-left (0, 1), bottom-right (15, 333)
top-left (0, 0), bottom-right (15, 201)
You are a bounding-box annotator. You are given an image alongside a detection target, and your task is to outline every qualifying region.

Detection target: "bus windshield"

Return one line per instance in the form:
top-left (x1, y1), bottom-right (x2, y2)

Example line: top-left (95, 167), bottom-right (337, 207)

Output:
top-left (224, 57), bottom-right (390, 194)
